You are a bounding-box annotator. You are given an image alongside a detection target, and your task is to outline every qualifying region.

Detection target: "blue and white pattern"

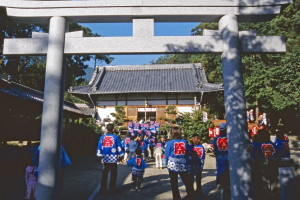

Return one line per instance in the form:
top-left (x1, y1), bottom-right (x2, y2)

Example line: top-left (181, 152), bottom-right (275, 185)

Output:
top-left (102, 154), bottom-right (118, 163)
top-left (167, 157), bottom-right (186, 172)
top-left (132, 169), bottom-right (144, 177)
top-left (97, 132), bottom-right (124, 163)
top-left (164, 139), bottom-right (188, 172)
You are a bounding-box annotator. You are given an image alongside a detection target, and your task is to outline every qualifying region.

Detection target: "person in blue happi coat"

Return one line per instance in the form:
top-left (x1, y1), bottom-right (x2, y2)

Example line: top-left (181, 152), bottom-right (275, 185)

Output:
top-left (147, 135), bottom-right (156, 159)
top-left (274, 128), bottom-right (290, 158)
top-left (127, 149), bottom-right (148, 191)
top-left (97, 124), bottom-right (124, 195)
top-left (249, 134), bottom-right (261, 158)
top-left (187, 133), bottom-right (206, 199)
top-left (165, 127), bottom-right (195, 200)
top-left (213, 123), bottom-right (230, 199)
top-left (137, 136), bottom-right (147, 160)
top-left (252, 129), bottom-right (277, 159)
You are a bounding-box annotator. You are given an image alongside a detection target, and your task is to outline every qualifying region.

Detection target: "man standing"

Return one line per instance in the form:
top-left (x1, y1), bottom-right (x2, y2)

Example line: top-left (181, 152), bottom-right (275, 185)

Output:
top-left (213, 123), bottom-right (230, 199)
top-left (97, 124), bottom-right (124, 195)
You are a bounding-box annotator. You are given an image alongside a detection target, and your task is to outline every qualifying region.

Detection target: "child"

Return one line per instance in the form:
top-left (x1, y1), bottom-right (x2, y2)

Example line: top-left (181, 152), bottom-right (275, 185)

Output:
top-left (187, 133), bottom-right (206, 199)
top-left (128, 136), bottom-right (138, 160)
top-left (156, 137), bottom-right (165, 149)
top-left (127, 149), bottom-right (148, 191)
top-left (25, 164), bottom-right (37, 200)
top-left (154, 138), bottom-right (164, 169)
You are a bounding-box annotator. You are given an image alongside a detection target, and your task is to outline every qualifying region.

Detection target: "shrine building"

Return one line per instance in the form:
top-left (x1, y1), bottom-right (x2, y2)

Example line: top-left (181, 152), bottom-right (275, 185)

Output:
top-left (69, 63), bottom-right (223, 123)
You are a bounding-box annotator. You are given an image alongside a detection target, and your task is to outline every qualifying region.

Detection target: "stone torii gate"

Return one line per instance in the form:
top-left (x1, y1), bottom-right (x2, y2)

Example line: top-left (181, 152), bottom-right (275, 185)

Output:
top-left (2, 1), bottom-right (291, 199)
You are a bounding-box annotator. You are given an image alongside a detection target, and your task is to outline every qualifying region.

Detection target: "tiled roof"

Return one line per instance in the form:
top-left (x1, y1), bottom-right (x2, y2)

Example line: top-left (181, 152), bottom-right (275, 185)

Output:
top-left (0, 75), bottom-right (93, 116)
top-left (74, 103), bottom-right (95, 116)
top-left (69, 63), bottom-right (223, 94)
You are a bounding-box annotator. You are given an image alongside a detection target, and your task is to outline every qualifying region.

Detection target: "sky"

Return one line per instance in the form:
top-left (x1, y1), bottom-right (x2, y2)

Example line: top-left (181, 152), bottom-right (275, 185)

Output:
top-left (79, 22), bottom-right (200, 68)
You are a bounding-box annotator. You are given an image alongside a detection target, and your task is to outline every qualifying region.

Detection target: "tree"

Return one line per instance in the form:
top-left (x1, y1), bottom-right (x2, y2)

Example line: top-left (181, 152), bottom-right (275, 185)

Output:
top-left (110, 106), bottom-right (129, 132)
top-left (159, 106), bottom-right (177, 137)
top-left (179, 109), bottom-right (212, 143)
top-left (0, 15), bottom-right (114, 97)
top-left (159, 106), bottom-right (177, 122)
top-left (239, 1), bottom-right (300, 133)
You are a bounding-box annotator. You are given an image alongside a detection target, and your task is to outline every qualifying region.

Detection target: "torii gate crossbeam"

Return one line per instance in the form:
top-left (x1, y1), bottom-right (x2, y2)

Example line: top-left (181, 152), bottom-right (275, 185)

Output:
top-left (1, 1), bottom-right (291, 200)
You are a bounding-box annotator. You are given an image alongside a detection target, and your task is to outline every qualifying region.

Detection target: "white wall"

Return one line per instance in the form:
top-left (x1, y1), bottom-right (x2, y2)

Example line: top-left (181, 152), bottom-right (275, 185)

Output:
top-left (177, 106), bottom-right (193, 113)
top-left (97, 107), bottom-right (116, 122)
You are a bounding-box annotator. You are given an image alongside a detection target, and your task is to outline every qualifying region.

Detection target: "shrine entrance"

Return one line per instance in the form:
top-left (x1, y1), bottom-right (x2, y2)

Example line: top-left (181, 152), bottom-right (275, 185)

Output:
top-left (137, 107), bottom-right (156, 121)
top-left (2, 1), bottom-right (290, 199)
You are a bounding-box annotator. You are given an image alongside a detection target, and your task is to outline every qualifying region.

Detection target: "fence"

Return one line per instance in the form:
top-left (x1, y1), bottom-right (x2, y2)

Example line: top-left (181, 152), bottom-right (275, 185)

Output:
top-left (0, 117), bottom-right (99, 156)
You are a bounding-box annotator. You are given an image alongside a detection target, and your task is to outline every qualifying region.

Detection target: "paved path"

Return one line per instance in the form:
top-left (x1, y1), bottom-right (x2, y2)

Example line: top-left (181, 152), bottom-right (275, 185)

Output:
top-left (62, 146), bottom-right (300, 200)
top-left (1, 138), bottom-right (300, 200)
top-left (61, 153), bottom-right (220, 200)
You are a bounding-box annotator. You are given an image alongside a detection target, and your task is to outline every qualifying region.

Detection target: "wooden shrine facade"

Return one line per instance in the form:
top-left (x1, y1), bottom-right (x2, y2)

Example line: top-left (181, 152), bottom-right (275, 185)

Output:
top-left (69, 63), bottom-right (223, 122)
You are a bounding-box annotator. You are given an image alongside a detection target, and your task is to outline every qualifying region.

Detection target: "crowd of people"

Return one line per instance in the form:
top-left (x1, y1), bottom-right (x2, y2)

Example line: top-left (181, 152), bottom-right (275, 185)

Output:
top-left (211, 123), bottom-right (291, 200)
top-left (25, 120), bottom-right (291, 200)
top-left (250, 126), bottom-right (290, 159)
top-left (95, 121), bottom-right (291, 200)
top-left (96, 123), bottom-right (206, 200)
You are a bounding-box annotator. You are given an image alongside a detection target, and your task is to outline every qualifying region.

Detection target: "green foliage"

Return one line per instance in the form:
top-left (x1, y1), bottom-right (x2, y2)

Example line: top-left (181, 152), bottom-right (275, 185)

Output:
top-left (236, 1), bottom-right (300, 113)
top-left (110, 106), bottom-right (128, 132)
top-left (119, 126), bottom-right (128, 130)
top-left (179, 109), bottom-right (212, 143)
top-left (64, 92), bottom-right (88, 103)
top-left (164, 106), bottom-right (177, 115)
top-left (81, 118), bottom-right (102, 134)
top-left (191, 22), bottom-right (218, 36)
top-left (0, 17), bottom-right (114, 101)
top-left (158, 106), bottom-right (178, 134)
top-left (159, 117), bottom-right (176, 124)
top-left (159, 106), bottom-right (177, 125)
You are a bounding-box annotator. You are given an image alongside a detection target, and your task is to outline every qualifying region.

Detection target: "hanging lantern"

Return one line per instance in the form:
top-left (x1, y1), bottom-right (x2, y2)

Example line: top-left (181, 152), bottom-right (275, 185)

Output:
top-left (252, 126), bottom-right (257, 135)
top-left (215, 127), bottom-right (220, 136)
top-left (209, 128), bottom-right (213, 137)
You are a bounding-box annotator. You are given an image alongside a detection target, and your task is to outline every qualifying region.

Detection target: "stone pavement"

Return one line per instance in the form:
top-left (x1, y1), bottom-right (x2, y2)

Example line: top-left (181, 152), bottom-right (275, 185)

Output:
top-left (61, 153), bottom-right (220, 200)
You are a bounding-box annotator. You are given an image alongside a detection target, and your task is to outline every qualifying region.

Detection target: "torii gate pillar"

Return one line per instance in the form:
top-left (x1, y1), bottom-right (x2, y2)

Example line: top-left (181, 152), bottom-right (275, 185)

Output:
top-left (219, 15), bottom-right (251, 199)
top-left (38, 16), bottom-right (67, 200)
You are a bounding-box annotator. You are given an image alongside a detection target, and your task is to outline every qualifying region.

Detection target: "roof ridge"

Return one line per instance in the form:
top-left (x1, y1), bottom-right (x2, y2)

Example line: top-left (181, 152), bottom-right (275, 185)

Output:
top-left (0, 75), bottom-right (44, 95)
top-left (101, 63), bottom-right (200, 69)
top-left (105, 66), bottom-right (195, 71)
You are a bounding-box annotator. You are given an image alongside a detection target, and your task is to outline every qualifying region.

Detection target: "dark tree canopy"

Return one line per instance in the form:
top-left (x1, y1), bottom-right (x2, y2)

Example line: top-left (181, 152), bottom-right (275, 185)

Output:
top-left (0, 16), bottom-right (114, 93)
